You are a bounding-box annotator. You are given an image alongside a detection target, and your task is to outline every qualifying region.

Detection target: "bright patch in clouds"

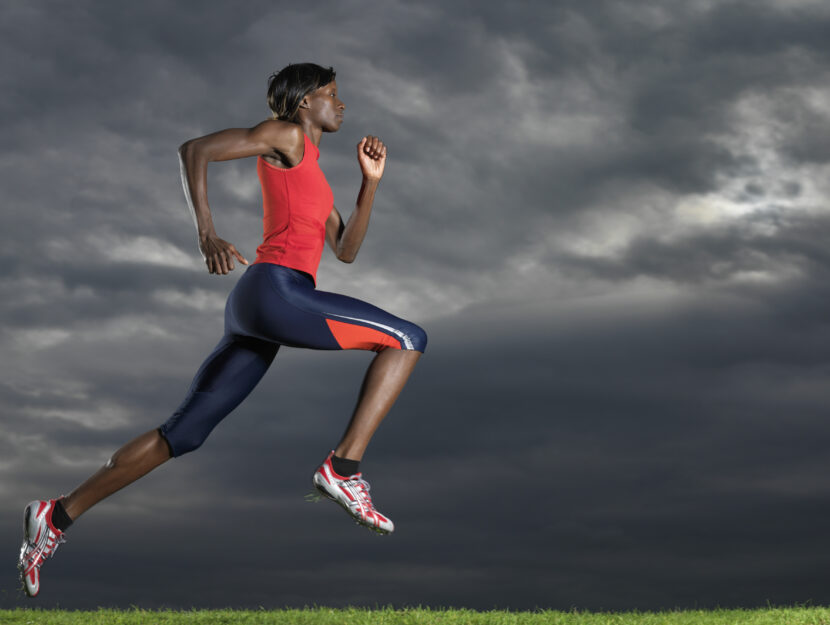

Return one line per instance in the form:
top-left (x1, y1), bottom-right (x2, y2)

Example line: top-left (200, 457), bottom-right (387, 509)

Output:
top-left (23, 402), bottom-right (131, 430)
top-left (13, 327), bottom-right (72, 350)
top-left (94, 233), bottom-right (199, 269)
top-left (153, 288), bottom-right (226, 312)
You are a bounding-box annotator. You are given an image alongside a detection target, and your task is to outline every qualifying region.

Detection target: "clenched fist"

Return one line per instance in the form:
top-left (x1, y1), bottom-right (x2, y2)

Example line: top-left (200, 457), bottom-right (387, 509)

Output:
top-left (357, 135), bottom-right (387, 181)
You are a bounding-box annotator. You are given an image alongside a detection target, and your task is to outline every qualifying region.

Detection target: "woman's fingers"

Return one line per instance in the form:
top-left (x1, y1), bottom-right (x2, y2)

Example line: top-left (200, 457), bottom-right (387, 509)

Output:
top-left (368, 137), bottom-right (384, 158)
top-left (207, 254), bottom-right (224, 274)
top-left (230, 244), bottom-right (249, 266)
top-left (204, 243), bottom-right (246, 274)
top-left (359, 136), bottom-right (386, 159)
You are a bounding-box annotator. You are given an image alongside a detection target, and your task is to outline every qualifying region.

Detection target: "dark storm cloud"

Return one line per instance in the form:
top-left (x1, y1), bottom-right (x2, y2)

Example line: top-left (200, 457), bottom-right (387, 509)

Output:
top-left (2, 0), bottom-right (830, 612)
top-left (291, 0), bottom-right (830, 292)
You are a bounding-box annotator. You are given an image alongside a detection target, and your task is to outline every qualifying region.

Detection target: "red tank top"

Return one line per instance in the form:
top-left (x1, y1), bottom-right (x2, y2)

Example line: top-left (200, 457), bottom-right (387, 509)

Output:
top-left (253, 133), bottom-right (334, 284)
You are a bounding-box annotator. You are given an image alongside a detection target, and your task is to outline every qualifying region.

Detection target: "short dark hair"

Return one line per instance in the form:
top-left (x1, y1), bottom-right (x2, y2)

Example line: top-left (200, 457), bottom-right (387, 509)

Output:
top-left (267, 63), bottom-right (336, 122)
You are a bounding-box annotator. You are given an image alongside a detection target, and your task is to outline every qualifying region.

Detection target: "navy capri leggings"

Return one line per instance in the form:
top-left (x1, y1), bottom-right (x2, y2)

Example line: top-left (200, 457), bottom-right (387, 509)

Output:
top-left (159, 263), bottom-right (427, 457)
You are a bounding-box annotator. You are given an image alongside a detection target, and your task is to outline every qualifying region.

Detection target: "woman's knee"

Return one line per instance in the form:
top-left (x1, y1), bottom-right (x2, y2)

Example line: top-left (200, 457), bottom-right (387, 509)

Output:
top-left (158, 424), bottom-right (202, 457)
top-left (162, 431), bottom-right (206, 457)
top-left (159, 410), bottom-right (213, 458)
top-left (403, 321), bottom-right (427, 353)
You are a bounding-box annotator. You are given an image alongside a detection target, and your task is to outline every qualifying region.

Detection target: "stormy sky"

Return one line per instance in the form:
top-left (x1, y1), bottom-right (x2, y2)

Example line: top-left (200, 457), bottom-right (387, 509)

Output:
top-left (2, 0), bottom-right (830, 611)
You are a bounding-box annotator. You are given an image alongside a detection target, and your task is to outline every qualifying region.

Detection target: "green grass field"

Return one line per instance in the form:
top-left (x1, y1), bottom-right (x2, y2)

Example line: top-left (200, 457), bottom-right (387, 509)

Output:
top-left (1, 607), bottom-right (829, 625)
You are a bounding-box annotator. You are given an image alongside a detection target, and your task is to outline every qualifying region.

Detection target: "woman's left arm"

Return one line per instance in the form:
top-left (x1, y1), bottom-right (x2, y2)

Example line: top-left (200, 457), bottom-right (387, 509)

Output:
top-left (325, 135), bottom-right (387, 263)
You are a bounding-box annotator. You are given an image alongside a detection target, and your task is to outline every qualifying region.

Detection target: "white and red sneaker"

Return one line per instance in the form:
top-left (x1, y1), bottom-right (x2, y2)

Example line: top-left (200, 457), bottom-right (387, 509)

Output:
top-left (312, 451), bottom-right (395, 534)
top-left (18, 499), bottom-right (67, 597)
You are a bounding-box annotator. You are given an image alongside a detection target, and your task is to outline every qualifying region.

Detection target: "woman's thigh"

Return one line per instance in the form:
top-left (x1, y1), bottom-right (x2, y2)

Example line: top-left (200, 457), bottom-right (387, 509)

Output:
top-left (227, 263), bottom-right (427, 352)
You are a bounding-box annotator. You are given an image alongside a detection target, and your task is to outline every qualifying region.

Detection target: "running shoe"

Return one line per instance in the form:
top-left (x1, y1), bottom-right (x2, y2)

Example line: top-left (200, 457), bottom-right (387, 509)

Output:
top-left (311, 451), bottom-right (395, 534)
top-left (18, 499), bottom-right (67, 597)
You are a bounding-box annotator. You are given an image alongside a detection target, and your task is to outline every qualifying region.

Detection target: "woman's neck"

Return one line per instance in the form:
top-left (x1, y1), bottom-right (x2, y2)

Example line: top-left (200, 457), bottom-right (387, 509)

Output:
top-left (299, 121), bottom-right (322, 147)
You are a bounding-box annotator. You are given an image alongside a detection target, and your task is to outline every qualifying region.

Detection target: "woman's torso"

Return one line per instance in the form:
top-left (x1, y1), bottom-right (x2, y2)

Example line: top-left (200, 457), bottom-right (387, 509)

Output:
top-left (254, 133), bottom-right (334, 285)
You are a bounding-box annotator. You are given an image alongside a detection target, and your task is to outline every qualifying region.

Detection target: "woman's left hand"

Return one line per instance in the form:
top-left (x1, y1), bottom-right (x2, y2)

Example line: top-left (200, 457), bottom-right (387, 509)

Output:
top-left (357, 135), bottom-right (387, 181)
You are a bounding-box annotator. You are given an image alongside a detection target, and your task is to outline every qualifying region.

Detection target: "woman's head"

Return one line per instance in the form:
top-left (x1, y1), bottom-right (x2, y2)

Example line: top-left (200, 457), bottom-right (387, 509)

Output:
top-left (267, 63), bottom-right (336, 122)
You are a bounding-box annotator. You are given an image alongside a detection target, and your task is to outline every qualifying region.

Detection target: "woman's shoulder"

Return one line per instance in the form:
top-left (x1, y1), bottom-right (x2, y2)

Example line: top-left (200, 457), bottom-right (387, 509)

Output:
top-left (251, 119), bottom-right (304, 152)
top-left (252, 120), bottom-right (305, 165)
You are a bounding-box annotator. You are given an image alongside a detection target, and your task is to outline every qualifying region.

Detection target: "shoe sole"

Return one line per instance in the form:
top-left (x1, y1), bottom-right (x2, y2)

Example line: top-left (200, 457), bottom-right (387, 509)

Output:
top-left (19, 503), bottom-right (38, 597)
top-left (312, 475), bottom-right (392, 535)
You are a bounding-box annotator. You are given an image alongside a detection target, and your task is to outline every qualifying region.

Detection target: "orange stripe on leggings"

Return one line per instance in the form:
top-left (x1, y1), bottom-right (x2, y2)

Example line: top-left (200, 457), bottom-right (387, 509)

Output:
top-left (325, 319), bottom-right (401, 351)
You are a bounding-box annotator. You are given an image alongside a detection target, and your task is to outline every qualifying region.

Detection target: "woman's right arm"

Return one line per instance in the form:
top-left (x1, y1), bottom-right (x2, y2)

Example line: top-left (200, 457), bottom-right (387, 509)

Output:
top-left (178, 120), bottom-right (303, 274)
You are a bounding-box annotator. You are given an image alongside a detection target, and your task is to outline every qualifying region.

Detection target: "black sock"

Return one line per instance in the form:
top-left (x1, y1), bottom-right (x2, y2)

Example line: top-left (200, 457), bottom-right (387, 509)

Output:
top-left (331, 455), bottom-right (360, 477)
top-left (51, 499), bottom-right (74, 532)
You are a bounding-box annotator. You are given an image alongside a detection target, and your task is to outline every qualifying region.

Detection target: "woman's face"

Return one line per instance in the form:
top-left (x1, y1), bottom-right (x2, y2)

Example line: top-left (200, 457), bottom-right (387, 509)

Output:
top-left (302, 80), bottom-right (345, 132)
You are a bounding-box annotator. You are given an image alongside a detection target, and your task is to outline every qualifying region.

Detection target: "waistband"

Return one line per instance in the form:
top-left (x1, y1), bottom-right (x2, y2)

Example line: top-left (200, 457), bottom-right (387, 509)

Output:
top-left (247, 262), bottom-right (315, 286)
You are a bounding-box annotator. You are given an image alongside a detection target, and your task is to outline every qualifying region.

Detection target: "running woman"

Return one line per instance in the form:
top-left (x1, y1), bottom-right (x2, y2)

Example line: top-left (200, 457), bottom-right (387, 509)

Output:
top-left (18, 63), bottom-right (426, 597)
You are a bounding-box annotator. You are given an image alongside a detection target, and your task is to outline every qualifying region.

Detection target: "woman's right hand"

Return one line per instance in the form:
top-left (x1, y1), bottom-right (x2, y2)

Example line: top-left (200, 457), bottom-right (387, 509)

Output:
top-left (199, 234), bottom-right (249, 275)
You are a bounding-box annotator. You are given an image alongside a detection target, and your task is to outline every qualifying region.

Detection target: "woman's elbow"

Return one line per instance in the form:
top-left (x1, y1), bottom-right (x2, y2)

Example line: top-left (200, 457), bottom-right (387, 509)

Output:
top-left (336, 245), bottom-right (357, 263)
top-left (178, 140), bottom-right (194, 158)
top-left (337, 252), bottom-right (356, 264)
top-left (179, 139), bottom-right (209, 166)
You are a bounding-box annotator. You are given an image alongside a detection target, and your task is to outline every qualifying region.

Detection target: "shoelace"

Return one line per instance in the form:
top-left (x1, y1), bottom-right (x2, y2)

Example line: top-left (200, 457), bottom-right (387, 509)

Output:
top-left (342, 476), bottom-right (377, 514)
top-left (46, 533), bottom-right (66, 557)
top-left (27, 530), bottom-right (65, 568)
